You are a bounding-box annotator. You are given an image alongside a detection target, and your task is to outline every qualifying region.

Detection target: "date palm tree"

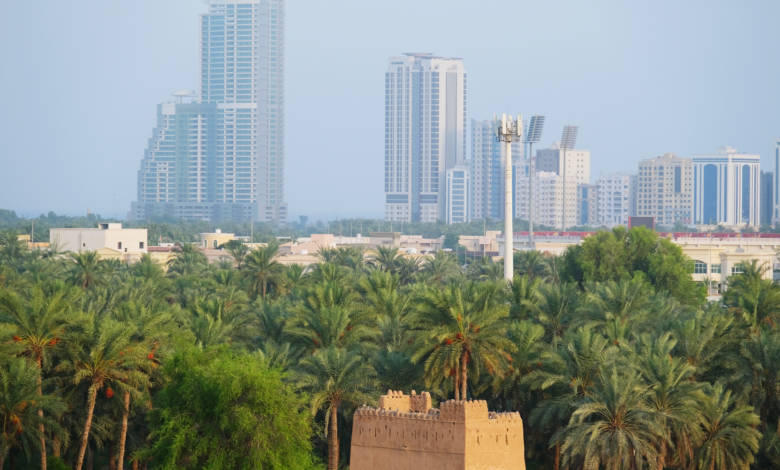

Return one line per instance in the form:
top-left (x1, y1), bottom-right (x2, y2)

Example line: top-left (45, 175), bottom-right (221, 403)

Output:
top-left (419, 250), bottom-right (461, 284)
top-left (243, 244), bottom-right (281, 299)
top-left (558, 369), bottom-right (663, 470)
top-left (0, 283), bottom-right (74, 470)
top-left (695, 383), bottom-right (761, 470)
top-left (60, 316), bottom-right (147, 470)
top-left (367, 246), bottom-right (400, 273)
top-left (412, 281), bottom-right (513, 400)
top-left (69, 251), bottom-right (104, 289)
top-left (0, 357), bottom-right (63, 470)
top-left (295, 347), bottom-right (374, 470)
top-left (724, 260), bottom-right (780, 331)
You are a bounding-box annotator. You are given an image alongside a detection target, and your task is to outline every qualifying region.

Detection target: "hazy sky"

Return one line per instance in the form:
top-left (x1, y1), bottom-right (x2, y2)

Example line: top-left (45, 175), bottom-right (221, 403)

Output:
top-left (1, 0), bottom-right (779, 219)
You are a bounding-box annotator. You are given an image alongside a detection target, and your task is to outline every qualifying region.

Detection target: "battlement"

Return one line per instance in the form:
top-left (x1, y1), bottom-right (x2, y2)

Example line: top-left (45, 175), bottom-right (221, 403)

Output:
top-left (377, 389), bottom-right (432, 413)
top-left (351, 391), bottom-right (525, 470)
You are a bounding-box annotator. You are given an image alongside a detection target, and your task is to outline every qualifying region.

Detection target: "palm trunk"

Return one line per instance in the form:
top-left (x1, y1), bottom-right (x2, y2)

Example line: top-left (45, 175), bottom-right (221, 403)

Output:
top-left (53, 435), bottom-right (61, 457)
top-left (261, 278), bottom-right (267, 299)
top-left (454, 370), bottom-right (460, 401)
top-left (658, 440), bottom-right (666, 470)
top-left (328, 403), bottom-right (339, 470)
top-left (75, 385), bottom-right (99, 470)
top-left (460, 351), bottom-right (468, 400)
top-left (117, 391), bottom-right (130, 470)
top-left (132, 461), bottom-right (138, 470)
top-left (554, 442), bottom-right (560, 470)
top-left (36, 356), bottom-right (48, 470)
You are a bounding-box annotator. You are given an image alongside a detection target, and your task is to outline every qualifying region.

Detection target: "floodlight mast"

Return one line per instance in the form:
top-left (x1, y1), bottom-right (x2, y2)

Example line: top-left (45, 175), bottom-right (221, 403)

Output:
top-left (559, 125), bottom-right (578, 231)
top-left (524, 115), bottom-right (545, 250)
top-left (497, 114), bottom-right (522, 282)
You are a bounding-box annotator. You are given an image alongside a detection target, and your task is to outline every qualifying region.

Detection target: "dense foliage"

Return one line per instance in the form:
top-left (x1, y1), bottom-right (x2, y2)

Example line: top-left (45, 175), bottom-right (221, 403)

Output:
top-left (0, 226), bottom-right (778, 469)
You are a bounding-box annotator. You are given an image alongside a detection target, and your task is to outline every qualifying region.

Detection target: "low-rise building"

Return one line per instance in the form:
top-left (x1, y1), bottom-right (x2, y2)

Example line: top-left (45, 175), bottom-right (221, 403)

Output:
top-left (50, 223), bottom-right (147, 261)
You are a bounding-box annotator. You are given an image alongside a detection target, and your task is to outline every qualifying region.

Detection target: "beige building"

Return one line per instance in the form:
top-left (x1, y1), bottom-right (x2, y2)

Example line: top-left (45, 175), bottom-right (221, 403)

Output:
top-left (636, 154), bottom-right (693, 226)
top-left (536, 144), bottom-right (591, 229)
top-left (350, 390), bottom-right (525, 470)
top-left (50, 223), bottom-right (147, 261)
top-left (199, 229), bottom-right (239, 249)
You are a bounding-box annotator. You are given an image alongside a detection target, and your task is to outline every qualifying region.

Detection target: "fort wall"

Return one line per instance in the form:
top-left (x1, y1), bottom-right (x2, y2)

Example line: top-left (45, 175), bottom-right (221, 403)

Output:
top-left (350, 391), bottom-right (525, 470)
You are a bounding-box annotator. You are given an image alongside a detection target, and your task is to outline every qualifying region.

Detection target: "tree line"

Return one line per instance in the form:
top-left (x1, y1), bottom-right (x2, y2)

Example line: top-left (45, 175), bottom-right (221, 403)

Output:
top-left (0, 226), bottom-right (778, 469)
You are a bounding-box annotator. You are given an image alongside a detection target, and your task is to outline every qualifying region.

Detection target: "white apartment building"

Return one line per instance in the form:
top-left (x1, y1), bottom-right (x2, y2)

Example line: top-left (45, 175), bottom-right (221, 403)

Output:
top-left (774, 140), bottom-right (779, 224)
top-left (446, 166), bottom-right (470, 224)
top-left (50, 223), bottom-right (148, 255)
top-left (577, 183), bottom-right (599, 226)
top-left (693, 147), bottom-right (761, 228)
top-left (636, 154), bottom-right (693, 226)
top-left (535, 144), bottom-right (591, 229)
top-left (384, 53), bottom-right (467, 223)
top-left (516, 171), bottom-right (563, 229)
top-left (596, 173), bottom-right (636, 227)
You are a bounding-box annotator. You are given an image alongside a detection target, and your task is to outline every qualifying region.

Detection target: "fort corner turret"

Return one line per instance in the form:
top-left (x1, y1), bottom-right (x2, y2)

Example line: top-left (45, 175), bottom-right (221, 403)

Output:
top-left (350, 390), bottom-right (525, 470)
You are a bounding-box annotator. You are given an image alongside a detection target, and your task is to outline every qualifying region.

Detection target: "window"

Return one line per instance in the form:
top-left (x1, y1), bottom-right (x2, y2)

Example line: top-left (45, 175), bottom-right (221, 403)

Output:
top-left (693, 260), bottom-right (707, 274)
top-left (139, 242), bottom-right (145, 249)
top-left (731, 265), bottom-right (744, 275)
top-left (117, 241), bottom-right (122, 250)
top-left (711, 264), bottom-right (721, 274)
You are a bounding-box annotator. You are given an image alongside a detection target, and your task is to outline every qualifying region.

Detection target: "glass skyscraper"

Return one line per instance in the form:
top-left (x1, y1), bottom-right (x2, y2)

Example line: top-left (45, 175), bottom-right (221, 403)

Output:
top-left (132, 0), bottom-right (285, 223)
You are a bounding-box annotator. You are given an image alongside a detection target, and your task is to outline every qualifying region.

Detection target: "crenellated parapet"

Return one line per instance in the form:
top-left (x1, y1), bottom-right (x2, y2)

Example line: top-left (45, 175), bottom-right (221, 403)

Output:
top-left (351, 391), bottom-right (526, 470)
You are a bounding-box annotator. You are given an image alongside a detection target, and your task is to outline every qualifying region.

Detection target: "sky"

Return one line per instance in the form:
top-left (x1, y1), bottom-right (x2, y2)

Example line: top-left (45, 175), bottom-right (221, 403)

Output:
top-left (1, 0), bottom-right (779, 220)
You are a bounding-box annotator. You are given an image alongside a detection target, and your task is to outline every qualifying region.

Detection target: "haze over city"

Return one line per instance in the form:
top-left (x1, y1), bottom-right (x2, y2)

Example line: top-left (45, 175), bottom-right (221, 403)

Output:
top-left (1, 0), bottom-right (779, 219)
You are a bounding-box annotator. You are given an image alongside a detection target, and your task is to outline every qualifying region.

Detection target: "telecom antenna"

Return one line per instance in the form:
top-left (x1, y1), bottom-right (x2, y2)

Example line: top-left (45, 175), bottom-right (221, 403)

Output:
top-left (496, 114), bottom-right (522, 282)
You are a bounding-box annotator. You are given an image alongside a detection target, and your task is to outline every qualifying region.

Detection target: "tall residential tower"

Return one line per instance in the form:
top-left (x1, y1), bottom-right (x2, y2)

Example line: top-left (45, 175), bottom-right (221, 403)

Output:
top-left (692, 147), bottom-right (760, 228)
top-left (384, 53), bottom-right (467, 223)
top-left (133, 0), bottom-right (285, 222)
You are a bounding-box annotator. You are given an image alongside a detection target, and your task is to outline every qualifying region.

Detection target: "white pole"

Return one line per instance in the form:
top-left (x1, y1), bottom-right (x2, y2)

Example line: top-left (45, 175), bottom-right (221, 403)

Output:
top-left (528, 142), bottom-right (535, 250)
top-left (504, 130), bottom-right (513, 282)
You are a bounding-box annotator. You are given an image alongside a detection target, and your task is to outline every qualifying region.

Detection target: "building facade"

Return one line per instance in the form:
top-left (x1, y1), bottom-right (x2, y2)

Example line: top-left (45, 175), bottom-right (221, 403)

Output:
top-left (577, 183), bottom-right (599, 226)
top-left (384, 53), bottom-right (467, 223)
top-left (350, 391), bottom-right (525, 470)
top-left (761, 171), bottom-right (773, 227)
top-left (133, 0), bottom-right (286, 223)
top-left (515, 171), bottom-right (562, 229)
top-left (50, 223), bottom-right (148, 259)
top-left (596, 173), bottom-right (636, 228)
top-left (775, 140), bottom-right (780, 224)
top-left (535, 144), bottom-right (590, 229)
top-left (469, 119), bottom-right (523, 222)
top-left (446, 166), bottom-right (470, 224)
top-left (692, 147), bottom-right (761, 228)
top-left (636, 154), bottom-right (693, 227)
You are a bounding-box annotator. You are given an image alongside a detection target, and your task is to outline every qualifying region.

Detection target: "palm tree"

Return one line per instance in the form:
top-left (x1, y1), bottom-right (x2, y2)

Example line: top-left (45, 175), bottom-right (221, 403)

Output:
top-left (724, 260), bottom-right (780, 331)
top-left (412, 282), bottom-right (513, 400)
top-left (359, 270), bottom-right (412, 350)
top-left (166, 243), bottom-right (208, 277)
top-left (509, 275), bottom-right (540, 321)
top-left (0, 283), bottom-right (74, 470)
top-left (186, 296), bottom-right (251, 348)
top-left (419, 250), bottom-right (461, 284)
top-left (60, 317), bottom-right (147, 470)
top-left (367, 246), bottom-right (400, 273)
top-left (633, 332), bottom-right (704, 470)
top-left (286, 304), bottom-right (374, 353)
top-left (295, 347), bottom-right (374, 470)
top-left (243, 244), bottom-right (282, 299)
top-left (69, 251), bottom-right (104, 289)
top-left (514, 250), bottom-right (550, 280)
top-left (0, 357), bottom-right (63, 470)
top-left (558, 369), bottom-right (663, 470)
top-left (695, 383), bottom-right (761, 470)
top-left (529, 282), bottom-right (579, 339)
top-left (223, 240), bottom-right (249, 269)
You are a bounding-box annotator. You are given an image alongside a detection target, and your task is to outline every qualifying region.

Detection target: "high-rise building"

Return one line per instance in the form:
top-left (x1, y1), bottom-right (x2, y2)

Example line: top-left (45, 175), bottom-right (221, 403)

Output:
top-left (516, 171), bottom-right (562, 229)
top-left (535, 144), bottom-right (591, 229)
top-left (692, 147), bottom-right (760, 228)
top-left (595, 173), bottom-right (636, 228)
top-left (132, 0), bottom-right (285, 223)
top-left (636, 154), bottom-right (693, 227)
top-left (470, 119), bottom-right (523, 222)
top-left (774, 140), bottom-right (780, 225)
top-left (445, 166), bottom-right (470, 224)
top-left (760, 171), bottom-right (773, 227)
top-left (384, 53), bottom-right (467, 223)
top-left (577, 183), bottom-right (599, 226)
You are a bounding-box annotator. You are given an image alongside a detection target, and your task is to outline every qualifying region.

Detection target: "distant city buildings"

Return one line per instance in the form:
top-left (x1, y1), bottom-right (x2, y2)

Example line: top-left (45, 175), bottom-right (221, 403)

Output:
top-left (50, 223), bottom-right (147, 261)
top-left (595, 173), bottom-right (636, 228)
top-left (692, 147), bottom-right (761, 228)
top-left (132, 0), bottom-right (286, 223)
top-left (535, 144), bottom-right (591, 229)
top-left (760, 171), bottom-right (773, 227)
top-left (384, 53), bottom-right (467, 223)
top-left (577, 183), bottom-right (599, 226)
top-left (636, 154), bottom-right (693, 227)
top-left (469, 119), bottom-right (523, 222)
top-left (775, 140), bottom-right (780, 225)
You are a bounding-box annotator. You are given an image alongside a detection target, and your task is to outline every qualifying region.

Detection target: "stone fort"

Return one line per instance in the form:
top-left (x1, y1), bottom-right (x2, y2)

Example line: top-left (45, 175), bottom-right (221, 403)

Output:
top-left (350, 390), bottom-right (525, 470)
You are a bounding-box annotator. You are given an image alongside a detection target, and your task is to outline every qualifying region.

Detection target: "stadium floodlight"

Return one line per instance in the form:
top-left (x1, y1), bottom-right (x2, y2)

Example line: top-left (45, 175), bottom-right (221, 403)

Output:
top-left (523, 115), bottom-right (546, 250)
top-left (496, 113), bottom-right (522, 282)
top-left (559, 125), bottom-right (579, 230)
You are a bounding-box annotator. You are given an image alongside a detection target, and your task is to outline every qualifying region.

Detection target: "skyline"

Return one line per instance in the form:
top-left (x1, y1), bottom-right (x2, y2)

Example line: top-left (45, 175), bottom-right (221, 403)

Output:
top-left (2, 0), bottom-right (780, 220)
